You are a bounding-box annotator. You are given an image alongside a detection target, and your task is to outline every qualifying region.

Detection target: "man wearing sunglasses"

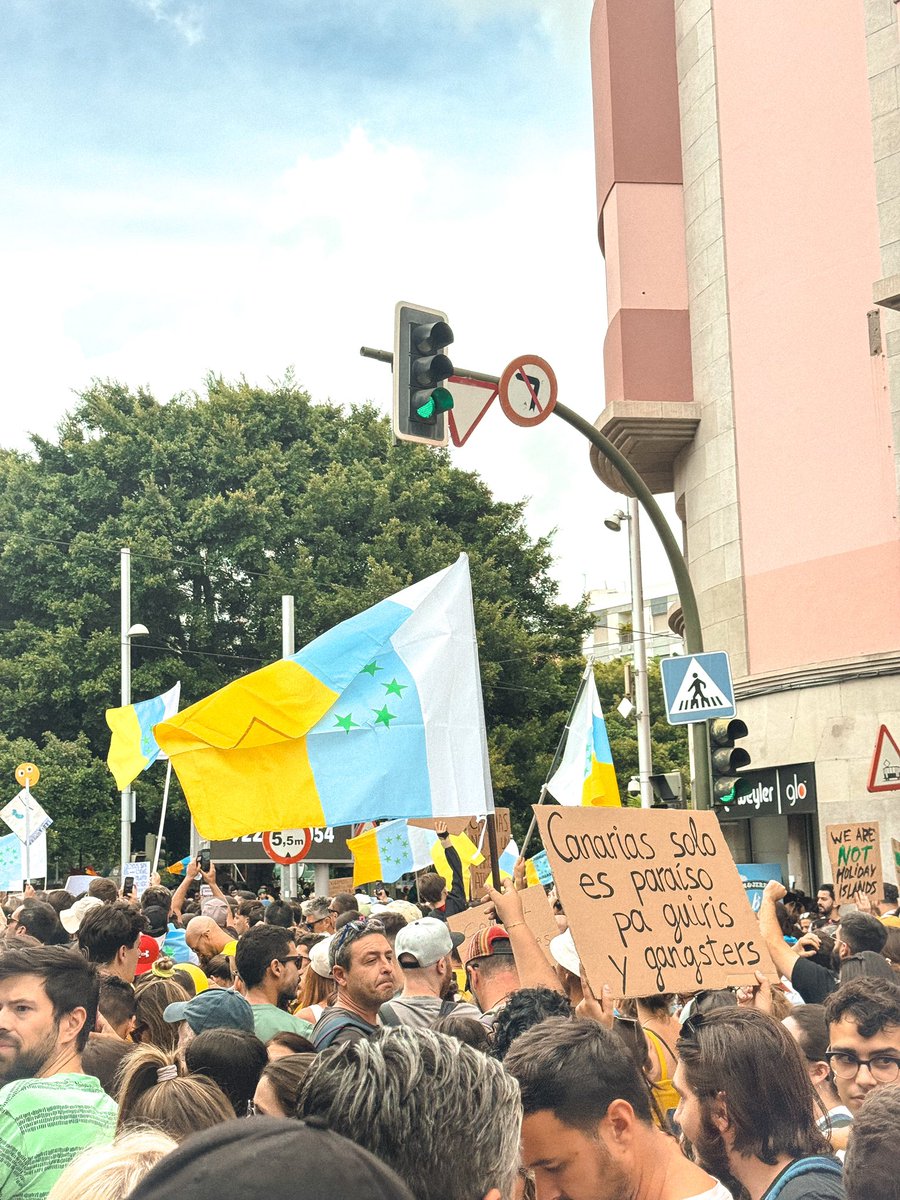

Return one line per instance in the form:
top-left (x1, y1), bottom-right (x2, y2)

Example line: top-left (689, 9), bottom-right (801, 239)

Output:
top-left (233, 924), bottom-right (313, 1043)
top-left (823, 976), bottom-right (900, 1117)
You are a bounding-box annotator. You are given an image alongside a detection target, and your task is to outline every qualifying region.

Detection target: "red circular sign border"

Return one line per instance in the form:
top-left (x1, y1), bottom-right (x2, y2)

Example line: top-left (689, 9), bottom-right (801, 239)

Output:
top-left (498, 354), bottom-right (558, 427)
top-left (262, 828), bottom-right (313, 866)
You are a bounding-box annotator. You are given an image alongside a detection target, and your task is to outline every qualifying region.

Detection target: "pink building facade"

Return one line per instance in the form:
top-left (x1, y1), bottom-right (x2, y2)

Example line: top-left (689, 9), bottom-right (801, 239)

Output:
top-left (590, 0), bottom-right (900, 889)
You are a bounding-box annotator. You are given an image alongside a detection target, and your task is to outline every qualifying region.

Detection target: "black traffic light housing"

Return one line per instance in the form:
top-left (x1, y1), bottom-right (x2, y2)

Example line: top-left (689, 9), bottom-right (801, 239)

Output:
top-left (649, 772), bottom-right (686, 809)
top-left (710, 717), bottom-right (752, 806)
top-left (393, 302), bottom-right (454, 446)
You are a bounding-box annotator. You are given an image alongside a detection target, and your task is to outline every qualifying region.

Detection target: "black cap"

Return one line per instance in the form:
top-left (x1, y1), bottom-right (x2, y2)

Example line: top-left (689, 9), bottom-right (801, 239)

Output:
top-left (130, 1118), bottom-right (417, 1200)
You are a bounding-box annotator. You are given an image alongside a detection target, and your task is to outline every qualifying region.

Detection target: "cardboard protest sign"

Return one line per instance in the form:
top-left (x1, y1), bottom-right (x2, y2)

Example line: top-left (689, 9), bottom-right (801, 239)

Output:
top-left (446, 884), bottom-right (557, 965)
top-left (520, 884), bottom-right (558, 965)
top-left (327, 875), bottom-right (354, 897)
top-left (892, 837), bottom-right (900, 888)
top-left (533, 806), bottom-right (773, 998)
top-left (825, 822), bottom-right (883, 904)
top-left (447, 904), bottom-right (491, 942)
top-left (468, 861), bottom-right (491, 899)
top-left (408, 808), bottom-right (511, 851)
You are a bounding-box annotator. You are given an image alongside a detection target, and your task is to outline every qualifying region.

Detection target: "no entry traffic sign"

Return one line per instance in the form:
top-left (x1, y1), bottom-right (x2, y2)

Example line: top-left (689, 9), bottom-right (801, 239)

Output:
top-left (498, 355), bottom-right (557, 427)
top-left (262, 829), bottom-right (313, 866)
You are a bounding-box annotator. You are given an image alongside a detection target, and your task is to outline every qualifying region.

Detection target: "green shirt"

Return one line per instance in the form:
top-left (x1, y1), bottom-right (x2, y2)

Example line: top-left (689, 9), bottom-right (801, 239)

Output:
top-left (0, 1073), bottom-right (117, 1200)
top-left (250, 1003), bottom-right (314, 1043)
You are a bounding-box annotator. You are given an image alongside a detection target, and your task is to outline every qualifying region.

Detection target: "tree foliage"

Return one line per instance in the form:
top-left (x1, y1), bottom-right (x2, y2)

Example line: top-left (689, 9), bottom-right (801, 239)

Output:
top-left (0, 375), bottom-right (606, 869)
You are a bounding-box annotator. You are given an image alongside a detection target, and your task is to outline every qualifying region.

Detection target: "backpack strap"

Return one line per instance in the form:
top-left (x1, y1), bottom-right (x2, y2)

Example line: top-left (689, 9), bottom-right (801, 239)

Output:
top-left (379, 1002), bottom-right (402, 1027)
top-left (766, 1156), bottom-right (842, 1200)
top-left (438, 997), bottom-right (457, 1018)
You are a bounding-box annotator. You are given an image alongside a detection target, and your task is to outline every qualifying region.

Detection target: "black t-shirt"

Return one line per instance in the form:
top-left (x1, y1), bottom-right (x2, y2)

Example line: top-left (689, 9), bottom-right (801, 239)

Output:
top-left (790, 956), bottom-right (838, 1004)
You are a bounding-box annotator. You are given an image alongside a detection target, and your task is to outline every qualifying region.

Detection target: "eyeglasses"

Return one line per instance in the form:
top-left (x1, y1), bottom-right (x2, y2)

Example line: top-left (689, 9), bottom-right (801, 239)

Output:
top-left (825, 1049), bottom-right (900, 1083)
top-left (277, 955), bottom-right (302, 965)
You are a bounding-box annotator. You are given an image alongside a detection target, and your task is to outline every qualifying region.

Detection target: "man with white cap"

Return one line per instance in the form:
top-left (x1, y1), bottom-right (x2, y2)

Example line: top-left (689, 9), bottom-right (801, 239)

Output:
top-left (379, 917), bottom-right (482, 1028)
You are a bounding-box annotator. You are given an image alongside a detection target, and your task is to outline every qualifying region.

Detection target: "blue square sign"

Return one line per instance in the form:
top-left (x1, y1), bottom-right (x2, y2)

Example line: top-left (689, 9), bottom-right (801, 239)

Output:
top-left (660, 652), bottom-right (736, 726)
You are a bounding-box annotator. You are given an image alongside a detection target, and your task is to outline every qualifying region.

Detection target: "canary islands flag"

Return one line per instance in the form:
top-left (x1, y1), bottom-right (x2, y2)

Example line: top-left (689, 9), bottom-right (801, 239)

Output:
top-left (154, 555), bottom-right (493, 839)
top-left (348, 820), bottom-right (484, 887)
top-left (546, 672), bottom-right (621, 807)
top-left (106, 682), bottom-right (181, 791)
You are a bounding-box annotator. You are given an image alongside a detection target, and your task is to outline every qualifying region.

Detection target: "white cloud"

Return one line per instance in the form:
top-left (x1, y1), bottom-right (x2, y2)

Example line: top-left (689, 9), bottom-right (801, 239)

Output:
top-left (0, 126), bottom-right (679, 604)
top-left (130, 0), bottom-right (205, 45)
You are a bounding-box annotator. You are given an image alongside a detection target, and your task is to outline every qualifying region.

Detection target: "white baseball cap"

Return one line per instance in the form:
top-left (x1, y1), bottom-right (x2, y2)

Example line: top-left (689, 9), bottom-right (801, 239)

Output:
top-left (394, 917), bottom-right (464, 969)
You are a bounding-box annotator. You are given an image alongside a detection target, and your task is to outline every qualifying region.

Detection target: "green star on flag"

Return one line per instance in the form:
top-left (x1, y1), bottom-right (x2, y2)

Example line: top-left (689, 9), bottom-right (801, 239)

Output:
top-left (383, 678), bottom-right (408, 698)
top-left (373, 705), bottom-right (397, 728)
top-left (334, 713), bottom-right (359, 733)
top-left (361, 660), bottom-right (383, 677)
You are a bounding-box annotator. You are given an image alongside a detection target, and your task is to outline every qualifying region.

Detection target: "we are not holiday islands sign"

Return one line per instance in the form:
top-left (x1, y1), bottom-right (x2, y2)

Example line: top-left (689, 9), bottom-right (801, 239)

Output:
top-left (826, 822), bottom-right (883, 904)
top-left (534, 806), bottom-right (773, 998)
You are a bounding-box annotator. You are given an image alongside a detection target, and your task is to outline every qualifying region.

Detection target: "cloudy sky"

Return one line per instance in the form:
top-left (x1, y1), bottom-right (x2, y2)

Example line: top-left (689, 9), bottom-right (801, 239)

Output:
top-left (0, 0), bottom-right (678, 606)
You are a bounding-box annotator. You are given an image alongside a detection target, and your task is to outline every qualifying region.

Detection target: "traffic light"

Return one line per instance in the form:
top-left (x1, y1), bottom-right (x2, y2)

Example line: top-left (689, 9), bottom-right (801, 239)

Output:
top-left (710, 717), bottom-right (752, 805)
top-left (649, 772), bottom-right (685, 809)
top-left (393, 302), bottom-right (455, 446)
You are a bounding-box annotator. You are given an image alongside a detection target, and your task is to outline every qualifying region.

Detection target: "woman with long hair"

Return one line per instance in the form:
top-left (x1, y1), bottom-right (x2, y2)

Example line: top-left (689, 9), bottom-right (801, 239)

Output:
top-left (116, 1045), bottom-right (233, 1142)
top-left (132, 976), bottom-right (190, 1053)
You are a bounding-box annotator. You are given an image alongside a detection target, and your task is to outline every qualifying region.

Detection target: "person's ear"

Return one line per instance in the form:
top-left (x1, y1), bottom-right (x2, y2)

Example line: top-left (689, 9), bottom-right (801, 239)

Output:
top-left (332, 963), bottom-right (348, 987)
top-left (59, 1006), bottom-right (87, 1050)
top-left (808, 1060), bottom-right (830, 1087)
top-left (709, 1091), bottom-right (730, 1134)
top-left (481, 1190), bottom-right (501, 1200)
top-left (602, 1099), bottom-right (636, 1147)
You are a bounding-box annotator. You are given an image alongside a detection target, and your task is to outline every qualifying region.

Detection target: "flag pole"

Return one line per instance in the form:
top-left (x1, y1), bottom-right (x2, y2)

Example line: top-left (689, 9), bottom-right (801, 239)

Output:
top-left (151, 760), bottom-right (172, 877)
top-left (520, 657), bottom-right (594, 858)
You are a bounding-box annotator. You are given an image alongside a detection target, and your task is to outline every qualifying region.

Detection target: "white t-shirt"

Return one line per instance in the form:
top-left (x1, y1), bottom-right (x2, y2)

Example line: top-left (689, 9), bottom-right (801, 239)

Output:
top-left (685, 1185), bottom-right (733, 1200)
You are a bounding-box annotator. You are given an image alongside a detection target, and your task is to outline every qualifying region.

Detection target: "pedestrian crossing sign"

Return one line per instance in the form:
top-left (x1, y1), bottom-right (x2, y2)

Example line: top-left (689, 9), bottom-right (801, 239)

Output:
top-left (661, 652), bottom-right (736, 726)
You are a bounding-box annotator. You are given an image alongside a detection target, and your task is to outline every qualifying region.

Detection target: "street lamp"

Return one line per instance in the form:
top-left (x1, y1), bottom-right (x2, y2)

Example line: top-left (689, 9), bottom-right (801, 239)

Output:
top-left (605, 498), bottom-right (653, 809)
top-left (120, 548), bottom-right (149, 881)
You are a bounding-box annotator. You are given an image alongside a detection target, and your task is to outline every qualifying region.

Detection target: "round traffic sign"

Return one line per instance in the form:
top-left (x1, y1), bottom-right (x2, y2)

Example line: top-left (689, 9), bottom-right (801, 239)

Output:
top-left (15, 762), bottom-right (39, 789)
top-left (498, 355), bottom-right (558, 427)
top-left (262, 829), bottom-right (313, 866)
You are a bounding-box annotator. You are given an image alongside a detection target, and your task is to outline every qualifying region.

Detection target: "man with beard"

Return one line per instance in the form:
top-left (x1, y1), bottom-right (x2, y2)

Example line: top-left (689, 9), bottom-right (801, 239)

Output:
top-left (312, 918), bottom-right (396, 1049)
top-left (233, 924), bottom-right (313, 1043)
top-left (379, 917), bottom-right (481, 1028)
top-left (504, 1017), bottom-right (731, 1200)
top-left (0, 946), bottom-right (117, 1199)
top-left (674, 1007), bottom-right (843, 1200)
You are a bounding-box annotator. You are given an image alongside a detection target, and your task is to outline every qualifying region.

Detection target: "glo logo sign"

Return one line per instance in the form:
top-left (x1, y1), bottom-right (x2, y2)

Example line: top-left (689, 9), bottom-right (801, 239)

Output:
top-left (721, 763), bottom-right (816, 819)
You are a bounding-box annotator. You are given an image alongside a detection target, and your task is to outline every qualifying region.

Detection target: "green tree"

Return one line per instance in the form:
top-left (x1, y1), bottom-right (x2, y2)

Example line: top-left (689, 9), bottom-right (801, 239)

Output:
top-left (0, 376), bottom-right (590, 870)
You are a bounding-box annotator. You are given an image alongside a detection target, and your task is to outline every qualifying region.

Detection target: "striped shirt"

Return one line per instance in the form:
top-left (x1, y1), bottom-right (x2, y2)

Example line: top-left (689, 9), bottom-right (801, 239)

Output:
top-left (0, 1074), bottom-right (117, 1199)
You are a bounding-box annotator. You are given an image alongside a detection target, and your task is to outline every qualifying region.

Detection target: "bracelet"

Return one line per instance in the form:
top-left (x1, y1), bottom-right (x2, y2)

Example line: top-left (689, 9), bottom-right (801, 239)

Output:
top-left (505, 921), bottom-right (524, 930)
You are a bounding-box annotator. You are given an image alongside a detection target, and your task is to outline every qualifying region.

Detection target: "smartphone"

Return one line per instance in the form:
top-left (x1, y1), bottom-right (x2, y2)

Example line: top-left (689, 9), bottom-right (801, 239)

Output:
top-left (123, 876), bottom-right (135, 897)
top-left (198, 849), bottom-right (211, 873)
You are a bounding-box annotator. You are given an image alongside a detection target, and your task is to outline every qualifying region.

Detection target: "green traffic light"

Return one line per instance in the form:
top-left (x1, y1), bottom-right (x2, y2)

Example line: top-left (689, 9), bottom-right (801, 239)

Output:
top-left (415, 387), bottom-right (454, 421)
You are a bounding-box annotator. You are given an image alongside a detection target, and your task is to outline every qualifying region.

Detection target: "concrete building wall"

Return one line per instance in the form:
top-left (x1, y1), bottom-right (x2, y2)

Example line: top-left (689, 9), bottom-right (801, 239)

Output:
top-left (671, 0), bottom-right (747, 678)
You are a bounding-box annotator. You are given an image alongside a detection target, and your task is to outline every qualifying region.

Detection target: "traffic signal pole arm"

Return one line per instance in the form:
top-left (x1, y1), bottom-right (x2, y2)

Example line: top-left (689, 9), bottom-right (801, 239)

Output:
top-left (359, 348), bottom-right (712, 810)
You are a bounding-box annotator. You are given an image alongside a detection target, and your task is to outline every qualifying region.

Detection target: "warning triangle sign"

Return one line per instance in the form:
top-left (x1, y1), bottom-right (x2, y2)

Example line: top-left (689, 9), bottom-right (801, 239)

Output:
top-left (447, 377), bottom-right (497, 447)
top-left (669, 657), bottom-right (728, 715)
top-left (867, 724), bottom-right (900, 792)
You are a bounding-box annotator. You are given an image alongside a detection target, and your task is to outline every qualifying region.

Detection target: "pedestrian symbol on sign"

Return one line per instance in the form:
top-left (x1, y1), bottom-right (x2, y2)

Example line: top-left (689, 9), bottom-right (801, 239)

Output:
top-left (672, 662), bottom-right (726, 713)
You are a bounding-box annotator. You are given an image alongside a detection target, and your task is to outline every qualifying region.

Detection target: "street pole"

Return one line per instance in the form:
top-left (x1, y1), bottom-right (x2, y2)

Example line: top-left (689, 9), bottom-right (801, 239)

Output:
top-left (120, 548), bottom-right (135, 882)
top-left (359, 347), bottom-right (711, 809)
top-left (550, 401), bottom-right (710, 810)
top-left (626, 498), bottom-right (653, 809)
top-left (282, 595), bottom-right (299, 899)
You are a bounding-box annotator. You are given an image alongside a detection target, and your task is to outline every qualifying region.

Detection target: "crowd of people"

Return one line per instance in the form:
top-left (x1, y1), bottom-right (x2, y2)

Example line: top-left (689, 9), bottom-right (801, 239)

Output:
top-left (0, 822), bottom-right (896, 1200)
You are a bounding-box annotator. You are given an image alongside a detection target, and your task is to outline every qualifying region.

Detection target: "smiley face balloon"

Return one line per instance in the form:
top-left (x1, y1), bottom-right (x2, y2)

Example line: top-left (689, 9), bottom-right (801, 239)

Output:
top-left (15, 762), bottom-right (40, 789)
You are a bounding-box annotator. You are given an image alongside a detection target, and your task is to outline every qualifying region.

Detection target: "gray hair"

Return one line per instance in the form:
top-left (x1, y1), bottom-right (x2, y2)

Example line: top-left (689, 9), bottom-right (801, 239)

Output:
top-left (296, 1027), bottom-right (522, 1200)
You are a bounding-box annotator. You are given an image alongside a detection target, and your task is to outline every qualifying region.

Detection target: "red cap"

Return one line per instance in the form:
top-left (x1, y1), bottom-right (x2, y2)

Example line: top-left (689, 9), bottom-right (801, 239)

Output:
top-left (459, 925), bottom-right (513, 967)
top-left (135, 933), bottom-right (161, 975)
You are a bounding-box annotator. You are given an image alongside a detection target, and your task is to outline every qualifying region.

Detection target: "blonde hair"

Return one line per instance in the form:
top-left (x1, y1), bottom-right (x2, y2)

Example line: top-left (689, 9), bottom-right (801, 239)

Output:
top-left (116, 1045), bottom-right (234, 1142)
top-left (46, 1129), bottom-right (176, 1200)
top-left (133, 975), bottom-right (190, 1053)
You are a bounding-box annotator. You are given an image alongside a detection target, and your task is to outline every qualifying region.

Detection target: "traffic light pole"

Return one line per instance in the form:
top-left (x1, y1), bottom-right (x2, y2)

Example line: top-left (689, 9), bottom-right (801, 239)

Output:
top-left (359, 348), bottom-right (712, 810)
